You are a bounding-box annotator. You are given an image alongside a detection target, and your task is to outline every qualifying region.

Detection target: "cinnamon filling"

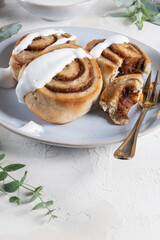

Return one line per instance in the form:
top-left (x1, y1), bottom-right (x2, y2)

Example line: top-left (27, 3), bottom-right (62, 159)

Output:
top-left (116, 86), bottom-right (138, 119)
top-left (25, 35), bottom-right (58, 51)
top-left (46, 59), bottom-right (94, 93)
top-left (33, 36), bottom-right (42, 41)
top-left (109, 43), bottom-right (145, 76)
top-left (53, 59), bottom-right (84, 81)
top-left (118, 57), bottom-right (144, 76)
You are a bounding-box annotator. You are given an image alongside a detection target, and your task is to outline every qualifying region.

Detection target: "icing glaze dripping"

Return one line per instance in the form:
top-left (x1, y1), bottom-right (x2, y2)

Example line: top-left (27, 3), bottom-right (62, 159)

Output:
top-left (90, 34), bottom-right (130, 59)
top-left (16, 47), bottom-right (92, 103)
top-left (0, 67), bottom-right (16, 88)
top-left (12, 28), bottom-right (66, 55)
top-left (50, 35), bottom-right (77, 47)
top-left (18, 121), bottom-right (44, 136)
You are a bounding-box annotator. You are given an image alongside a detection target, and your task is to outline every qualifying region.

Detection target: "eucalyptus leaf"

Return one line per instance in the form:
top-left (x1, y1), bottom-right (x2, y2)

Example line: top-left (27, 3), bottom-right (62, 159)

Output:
top-left (30, 186), bottom-right (43, 202)
top-left (45, 209), bottom-right (54, 216)
top-left (3, 180), bottom-right (19, 193)
top-left (45, 200), bottom-right (53, 207)
top-left (147, 12), bottom-right (160, 25)
top-left (0, 154), bottom-right (5, 161)
top-left (34, 186), bottom-right (43, 193)
top-left (9, 196), bottom-right (20, 205)
top-left (32, 202), bottom-right (44, 210)
top-left (0, 22), bottom-right (22, 43)
top-left (20, 171), bottom-right (27, 185)
top-left (135, 10), bottom-right (143, 21)
top-left (108, 1), bottom-right (140, 17)
top-left (148, 18), bottom-right (160, 25)
top-left (0, 154), bottom-right (56, 221)
top-left (30, 193), bottom-right (38, 202)
top-left (135, 20), bottom-right (144, 29)
top-left (4, 164), bottom-right (25, 172)
top-left (0, 171), bottom-right (7, 181)
top-left (108, 8), bottom-right (136, 17)
top-left (141, 0), bottom-right (159, 13)
top-left (134, 11), bottom-right (144, 29)
top-left (141, 5), bottom-right (154, 17)
top-left (114, 0), bottom-right (136, 7)
top-left (110, 0), bottom-right (160, 29)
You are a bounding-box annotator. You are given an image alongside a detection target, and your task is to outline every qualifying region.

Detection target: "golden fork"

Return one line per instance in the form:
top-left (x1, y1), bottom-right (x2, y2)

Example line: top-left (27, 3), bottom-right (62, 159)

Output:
top-left (114, 71), bottom-right (160, 160)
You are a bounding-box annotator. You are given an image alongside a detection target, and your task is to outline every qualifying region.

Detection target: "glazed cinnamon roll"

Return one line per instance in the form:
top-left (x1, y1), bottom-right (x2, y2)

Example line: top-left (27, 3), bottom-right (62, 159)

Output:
top-left (100, 74), bottom-right (143, 125)
top-left (16, 43), bottom-right (102, 124)
top-left (9, 29), bottom-right (78, 81)
top-left (86, 35), bottom-right (151, 88)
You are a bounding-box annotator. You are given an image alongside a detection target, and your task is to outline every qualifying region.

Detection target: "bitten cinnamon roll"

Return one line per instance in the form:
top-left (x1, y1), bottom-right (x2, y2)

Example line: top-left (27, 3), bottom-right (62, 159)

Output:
top-left (16, 43), bottom-right (102, 124)
top-left (86, 35), bottom-right (151, 88)
top-left (9, 29), bottom-right (78, 81)
top-left (99, 74), bottom-right (143, 125)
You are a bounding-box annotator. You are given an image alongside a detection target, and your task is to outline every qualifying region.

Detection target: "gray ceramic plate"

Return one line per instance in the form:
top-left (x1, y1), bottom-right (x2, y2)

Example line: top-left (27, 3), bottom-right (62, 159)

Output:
top-left (0, 27), bottom-right (160, 147)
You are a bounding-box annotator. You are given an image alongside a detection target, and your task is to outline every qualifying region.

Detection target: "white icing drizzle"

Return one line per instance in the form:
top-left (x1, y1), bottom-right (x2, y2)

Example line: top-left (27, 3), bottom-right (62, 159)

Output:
top-left (90, 34), bottom-right (130, 59)
top-left (12, 28), bottom-right (66, 55)
top-left (16, 47), bottom-right (92, 103)
top-left (0, 67), bottom-right (17, 88)
top-left (50, 35), bottom-right (77, 47)
top-left (18, 121), bottom-right (44, 136)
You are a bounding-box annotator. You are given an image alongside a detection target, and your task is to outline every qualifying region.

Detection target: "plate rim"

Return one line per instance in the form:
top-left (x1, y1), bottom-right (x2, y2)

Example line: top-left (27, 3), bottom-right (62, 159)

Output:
top-left (0, 26), bottom-right (160, 147)
top-left (0, 117), bottom-right (159, 148)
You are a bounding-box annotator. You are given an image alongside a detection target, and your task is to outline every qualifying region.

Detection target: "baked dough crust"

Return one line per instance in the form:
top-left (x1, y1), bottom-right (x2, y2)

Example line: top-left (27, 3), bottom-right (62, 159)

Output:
top-left (18, 43), bottom-right (103, 124)
top-left (99, 74), bottom-right (143, 125)
top-left (10, 32), bottom-right (78, 81)
top-left (86, 39), bottom-right (151, 88)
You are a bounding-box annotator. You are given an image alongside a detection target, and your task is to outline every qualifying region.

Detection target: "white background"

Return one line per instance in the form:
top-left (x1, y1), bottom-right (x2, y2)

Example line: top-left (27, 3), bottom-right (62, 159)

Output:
top-left (0, 0), bottom-right (160, 239)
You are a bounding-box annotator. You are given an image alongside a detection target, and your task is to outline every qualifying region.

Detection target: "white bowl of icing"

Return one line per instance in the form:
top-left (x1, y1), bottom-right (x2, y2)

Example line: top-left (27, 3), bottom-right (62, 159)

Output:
top-left (16, 0), bottom-right (97, 21)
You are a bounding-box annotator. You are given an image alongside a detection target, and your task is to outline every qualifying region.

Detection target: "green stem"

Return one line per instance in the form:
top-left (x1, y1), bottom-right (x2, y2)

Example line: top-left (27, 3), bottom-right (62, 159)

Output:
top-left (23, 183), bottom-right (36, 190)
top-left (0, 166), bottom-right (34, 193)
top-left (49, 214), bottom-right (52, 222)
top-left (0, 165), bottom-right (55, 220)
top-left (21, 184), bottom-right (34, 192)
top-left (0, 187), bottom-right (6, 194)
top-left (37, 194), bottom-right (55, 220)
top-left (38, 194), bottom-right (50, 212)
top-left (0, 166), bottom-right (15, 181)
top-left (17, 188), bottom-right (20, 198)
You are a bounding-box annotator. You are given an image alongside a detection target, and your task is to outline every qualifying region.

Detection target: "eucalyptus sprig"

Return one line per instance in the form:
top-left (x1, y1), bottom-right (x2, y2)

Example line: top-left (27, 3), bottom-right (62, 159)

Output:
top-left (107, 0), bottom-right (160, 30)
top-left (0, 22), bottom-right (22, 43)
top-left (0, 154), bottom-right (57, 221)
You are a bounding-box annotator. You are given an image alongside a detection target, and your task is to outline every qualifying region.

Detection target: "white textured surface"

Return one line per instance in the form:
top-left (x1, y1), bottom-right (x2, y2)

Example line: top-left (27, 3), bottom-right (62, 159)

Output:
top-left (0, 0), bottom-right (160, 239)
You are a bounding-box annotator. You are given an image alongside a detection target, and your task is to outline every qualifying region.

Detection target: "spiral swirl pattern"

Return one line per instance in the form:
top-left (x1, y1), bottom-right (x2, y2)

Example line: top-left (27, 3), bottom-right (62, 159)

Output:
top-left (86, 39), bottom-right (151, 88)
top-left (10, 32), bottom-right (78, 81)
top-left (21, 44), bottom-right (102, 124)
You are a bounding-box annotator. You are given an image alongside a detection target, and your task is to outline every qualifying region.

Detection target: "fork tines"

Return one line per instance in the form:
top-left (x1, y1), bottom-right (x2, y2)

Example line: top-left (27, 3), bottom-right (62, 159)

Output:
top-left (143, 70), bottom-right (159, 104)
top-left (150, 71), bottom-right (159, 103)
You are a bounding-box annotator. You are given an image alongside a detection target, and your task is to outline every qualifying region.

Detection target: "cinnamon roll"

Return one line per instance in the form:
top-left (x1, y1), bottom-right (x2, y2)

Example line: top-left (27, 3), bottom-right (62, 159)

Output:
top-left (16, 43), bottom-right (102, 124)
top-left (9, 29), bottom-right (78, 81)
top-left (99, 74), bottom-right (143, 125)
top-left (86, 35), bottom-right (151, 88)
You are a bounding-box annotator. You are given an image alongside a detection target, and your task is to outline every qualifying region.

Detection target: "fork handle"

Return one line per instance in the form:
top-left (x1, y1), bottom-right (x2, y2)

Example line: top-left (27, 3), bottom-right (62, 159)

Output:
top-left (114, 107), bottom-right (148, 159)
